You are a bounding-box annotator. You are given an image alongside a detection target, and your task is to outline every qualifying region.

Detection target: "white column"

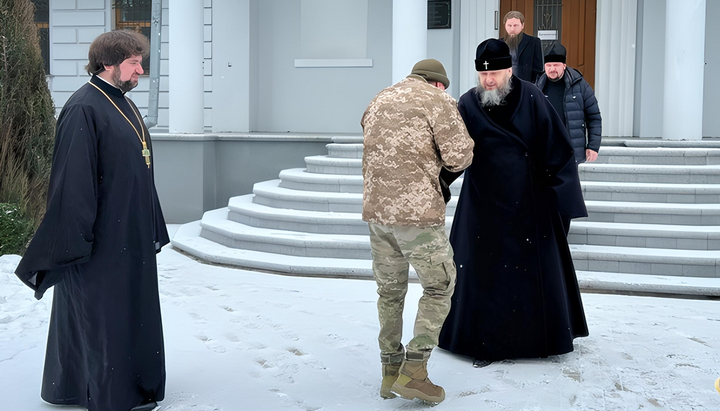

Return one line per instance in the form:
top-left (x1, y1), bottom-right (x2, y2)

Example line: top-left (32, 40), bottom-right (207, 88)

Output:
top-left (169, 0), bottom-right (204, 134)
top-left (595, 0), bottom-right (637, 137)
top-left (392, 0), bottom-right (427, 84)
top-left (663, 0), bottom-right (706, 140)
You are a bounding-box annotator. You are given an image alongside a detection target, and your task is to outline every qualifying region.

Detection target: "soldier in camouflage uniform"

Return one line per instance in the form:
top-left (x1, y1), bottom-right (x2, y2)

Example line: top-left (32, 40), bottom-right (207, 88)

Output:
top-left (361, 59), bottom-right (474, 404)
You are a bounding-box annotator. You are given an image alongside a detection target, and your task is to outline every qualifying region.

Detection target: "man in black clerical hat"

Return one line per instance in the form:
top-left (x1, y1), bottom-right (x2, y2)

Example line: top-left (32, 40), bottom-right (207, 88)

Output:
top-left (438, 38), bottom-right (589, 368)
top-left (536, 43), bottom-right (602, 165)
top-left (535, 43), bottom-right (602, 236)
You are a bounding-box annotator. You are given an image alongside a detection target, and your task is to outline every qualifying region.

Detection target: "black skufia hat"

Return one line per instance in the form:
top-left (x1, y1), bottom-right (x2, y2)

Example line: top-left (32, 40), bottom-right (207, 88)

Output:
top-left (544, 43), bottom-right (567, 63)
top-left (475, 38), bottom-right (512, 71)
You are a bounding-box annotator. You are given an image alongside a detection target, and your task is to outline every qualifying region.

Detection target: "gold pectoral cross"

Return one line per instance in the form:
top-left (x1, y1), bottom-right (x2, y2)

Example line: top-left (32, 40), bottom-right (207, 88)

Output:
top-left (142, 141), bottom-right (151, 168)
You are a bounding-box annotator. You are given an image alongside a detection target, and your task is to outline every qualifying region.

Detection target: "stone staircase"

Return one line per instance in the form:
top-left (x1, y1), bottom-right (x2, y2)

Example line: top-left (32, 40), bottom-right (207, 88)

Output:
top-left (172, 137), bottom-right (720, 295)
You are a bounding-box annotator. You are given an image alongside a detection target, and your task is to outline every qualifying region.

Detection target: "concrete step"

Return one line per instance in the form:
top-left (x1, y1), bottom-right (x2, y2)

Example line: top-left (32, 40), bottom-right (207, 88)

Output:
top-left (304, 155), bottom-right (362, 175)
top-left (278, 168), bottom-right (363, 192)
top-left (324, 145), bottom-right (720, 164)
top-left (199, 208), bottom-right (373, 259)
top-left (203, 208), bottom-right (720, 260)
top-left (582, 181), bottom-right (720, 203)
top-left (277, 168), bottom-right (464, 195)
top-left (252, 179), bottom-right (458, 215)
top-left (571, 244), bottom-right (720, 277)
top-left (579, 164), bottom-right (720, 184)
top-left (569, 221), bottom-right (720, 250)
top-left (620, 139), bottom-right (720, 148)
top-left (332, 136), bottom-right (364, 144)
top-left (584, 201), bottom-right (720, 225)
top-left (327, 143), bottom-right (363, 159)
top-left (172, 222), bottom-right (720, 295)
top-left (229, 194), bottom-right (453, 235)
top-left (595, 147), bottom-right (720, 165)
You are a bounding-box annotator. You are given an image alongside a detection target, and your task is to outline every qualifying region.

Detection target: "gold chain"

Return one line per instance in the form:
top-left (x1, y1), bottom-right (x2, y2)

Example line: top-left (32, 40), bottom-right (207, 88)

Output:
top-left (88, 81), bottom-right (151, 168)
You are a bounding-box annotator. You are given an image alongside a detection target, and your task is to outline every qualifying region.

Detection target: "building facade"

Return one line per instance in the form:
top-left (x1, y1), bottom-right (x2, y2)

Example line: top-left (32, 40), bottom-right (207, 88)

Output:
top-left (35, 0), bottom-right (720, 221)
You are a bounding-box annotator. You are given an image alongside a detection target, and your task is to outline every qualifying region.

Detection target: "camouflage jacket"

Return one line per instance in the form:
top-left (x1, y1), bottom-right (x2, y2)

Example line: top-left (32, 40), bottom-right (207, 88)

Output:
top-left (361, 76), bottom-right (474, 227)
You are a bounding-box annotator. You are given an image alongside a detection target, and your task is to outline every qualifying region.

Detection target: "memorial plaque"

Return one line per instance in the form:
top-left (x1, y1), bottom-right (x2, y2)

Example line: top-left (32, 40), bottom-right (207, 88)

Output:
top-left (428, 0), bottom-right (451, 29)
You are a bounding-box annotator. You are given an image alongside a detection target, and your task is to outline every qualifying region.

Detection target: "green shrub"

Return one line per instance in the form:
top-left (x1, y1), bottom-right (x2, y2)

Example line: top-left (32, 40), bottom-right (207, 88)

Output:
top-left (0, 0), bottom-right (56, 254)
top-left (0, 203), bottom-right (34, 255)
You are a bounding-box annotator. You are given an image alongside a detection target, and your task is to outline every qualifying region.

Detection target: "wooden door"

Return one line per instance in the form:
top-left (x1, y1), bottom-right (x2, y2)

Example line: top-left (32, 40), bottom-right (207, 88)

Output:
top-left (500, 0), bottom-right (597, 88)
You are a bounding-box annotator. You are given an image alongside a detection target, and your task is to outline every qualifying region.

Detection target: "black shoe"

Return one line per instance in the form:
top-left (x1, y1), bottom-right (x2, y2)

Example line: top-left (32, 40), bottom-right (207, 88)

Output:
top-left (131, 401), bottom-right (159, 411)
top-left (472, 359), bottom-right (492, 368)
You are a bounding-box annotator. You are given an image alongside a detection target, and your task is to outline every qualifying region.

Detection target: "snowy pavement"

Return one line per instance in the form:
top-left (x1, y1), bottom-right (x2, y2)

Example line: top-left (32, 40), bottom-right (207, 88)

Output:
top-left (1, 233), bottom-right (720, 410)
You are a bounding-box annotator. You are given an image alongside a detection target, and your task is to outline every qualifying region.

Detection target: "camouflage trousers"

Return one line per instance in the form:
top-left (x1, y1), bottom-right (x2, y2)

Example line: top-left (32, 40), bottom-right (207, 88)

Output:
top-left (368, 223), bottom-right (457, 362)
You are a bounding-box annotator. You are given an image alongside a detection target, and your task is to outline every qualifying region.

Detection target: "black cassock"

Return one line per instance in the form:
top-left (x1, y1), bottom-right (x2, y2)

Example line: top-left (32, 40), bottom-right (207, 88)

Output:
top-left (438, 78), bottom-right (589, 362)
top-left (15, 75), bottom-right (169, 411)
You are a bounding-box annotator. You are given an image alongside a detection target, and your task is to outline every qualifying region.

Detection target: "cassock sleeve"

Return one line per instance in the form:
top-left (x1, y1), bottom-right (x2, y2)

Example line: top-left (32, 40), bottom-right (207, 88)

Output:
top-left (536, 94), bottom-right (588, 220)
top-left (15, 103), bottom-right (99, 299)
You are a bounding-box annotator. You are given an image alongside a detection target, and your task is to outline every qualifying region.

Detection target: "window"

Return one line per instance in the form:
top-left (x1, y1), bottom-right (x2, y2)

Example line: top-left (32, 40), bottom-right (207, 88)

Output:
top-left (113, 0), bottom-right (152, 72)
top-left (31, 0), bottom-right (50, 73)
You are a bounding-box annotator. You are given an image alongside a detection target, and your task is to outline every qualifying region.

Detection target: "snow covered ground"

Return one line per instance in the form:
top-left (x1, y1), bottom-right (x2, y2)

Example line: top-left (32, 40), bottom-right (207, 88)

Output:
top-left (1, 227), bottom-right (720, 410)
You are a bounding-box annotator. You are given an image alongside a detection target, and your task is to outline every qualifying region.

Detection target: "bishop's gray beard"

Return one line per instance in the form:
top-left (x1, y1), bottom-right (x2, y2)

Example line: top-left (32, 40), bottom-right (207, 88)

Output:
top-left (111, 67), bottom-right (138, 93)
top-left (476, 79), bottom-right (513, 107)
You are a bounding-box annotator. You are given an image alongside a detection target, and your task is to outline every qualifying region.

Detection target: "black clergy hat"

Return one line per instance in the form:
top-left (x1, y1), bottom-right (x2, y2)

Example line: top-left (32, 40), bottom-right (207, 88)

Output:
top-left (475, 39), bottom-right (512, 72)
top-left (544, 43), bottom-right (567, 63)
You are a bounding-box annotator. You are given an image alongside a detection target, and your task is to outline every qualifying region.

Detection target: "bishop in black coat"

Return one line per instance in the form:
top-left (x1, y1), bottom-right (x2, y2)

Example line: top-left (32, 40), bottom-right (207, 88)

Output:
top-left (438, 39), bottom-right (588, 363)
top-left (15, 61), bottom-right (169, 410)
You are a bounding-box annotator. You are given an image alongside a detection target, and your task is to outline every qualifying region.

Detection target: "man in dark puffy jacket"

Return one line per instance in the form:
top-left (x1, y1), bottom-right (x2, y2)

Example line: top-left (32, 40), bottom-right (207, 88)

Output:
top-left (536, 43), bottom-right (602, 163)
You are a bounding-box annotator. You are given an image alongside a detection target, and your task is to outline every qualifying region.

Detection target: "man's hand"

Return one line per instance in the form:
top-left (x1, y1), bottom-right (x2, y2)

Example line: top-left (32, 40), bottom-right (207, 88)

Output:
top-left (586, 149), bottom-right (598, 162)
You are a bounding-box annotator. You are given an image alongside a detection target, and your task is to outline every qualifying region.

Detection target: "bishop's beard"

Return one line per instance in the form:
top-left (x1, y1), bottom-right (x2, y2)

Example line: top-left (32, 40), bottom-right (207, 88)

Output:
top-left (476, 76), bottom-right (513, 107)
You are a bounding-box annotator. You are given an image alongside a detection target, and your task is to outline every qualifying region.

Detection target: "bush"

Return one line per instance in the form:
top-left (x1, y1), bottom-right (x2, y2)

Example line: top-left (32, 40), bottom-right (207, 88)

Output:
top-left (0, 203), bottom-right (34, 255)
top-left (0, 0), bottom-right (56, 254)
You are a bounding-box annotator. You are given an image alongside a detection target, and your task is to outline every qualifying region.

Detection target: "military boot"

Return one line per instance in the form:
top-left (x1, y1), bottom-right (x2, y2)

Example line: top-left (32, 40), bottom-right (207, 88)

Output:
top-left (391, 352), bottom-right (445, 404)
top-left (380, 346), bottom-right (404, 399)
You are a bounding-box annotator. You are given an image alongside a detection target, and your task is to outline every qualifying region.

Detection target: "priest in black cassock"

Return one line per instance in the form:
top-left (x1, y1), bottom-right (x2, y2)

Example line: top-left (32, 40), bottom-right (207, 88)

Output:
top-left (438, 39), bottom-right (589, 367)
top-left (15, 30), bottom-right (168, 411)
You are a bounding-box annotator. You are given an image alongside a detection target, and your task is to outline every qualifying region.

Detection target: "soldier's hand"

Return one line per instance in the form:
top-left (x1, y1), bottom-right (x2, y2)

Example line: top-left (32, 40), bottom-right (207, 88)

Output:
top-left (586, 149), bottom-right (598, 162)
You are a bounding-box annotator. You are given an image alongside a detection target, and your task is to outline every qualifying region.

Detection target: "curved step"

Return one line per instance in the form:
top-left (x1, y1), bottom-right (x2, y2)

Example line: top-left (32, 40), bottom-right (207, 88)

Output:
top-left (277, 168), bottom-right (463, 195)
top-left (582, 181), bottom-right (720, 203)
top-left (327, 143), bottom-right (363, 159)
top-left (304, 155), bottom-right (362, 175)
top-left (595, 147), bottom-right (720, 165)
top-left (278, 168), bottom-right (363, 192)
top-left (252, 180), bottom-right (458, 215)
top-left (229, 194), bottom-right (453, 235)
top-left (579, 164), bottom-right (720, 184)
top-left (173, 222), bottom-right (720, 295)
top-left (584, 201), bottom-right (720, 225)
top-left (570, 221), bottom-right (720, 250)
top-left (332, 136), bottom-right (364, 144)
top-left (199, 208), bottom-right (372, 259)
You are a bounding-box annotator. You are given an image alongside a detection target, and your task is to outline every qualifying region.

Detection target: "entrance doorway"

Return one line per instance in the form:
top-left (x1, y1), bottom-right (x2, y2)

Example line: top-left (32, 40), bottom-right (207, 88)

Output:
top-left (499, 0), bottom-right (597, 88)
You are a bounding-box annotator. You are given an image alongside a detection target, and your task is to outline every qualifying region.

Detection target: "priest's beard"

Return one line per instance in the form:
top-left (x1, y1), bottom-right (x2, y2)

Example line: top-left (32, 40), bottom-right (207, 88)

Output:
top-left (476, 73), bottom-right (513, 107)
top-left (111, 67), bottom-right (138, 93)
top-left (505, 32), bottom-right (524, 51)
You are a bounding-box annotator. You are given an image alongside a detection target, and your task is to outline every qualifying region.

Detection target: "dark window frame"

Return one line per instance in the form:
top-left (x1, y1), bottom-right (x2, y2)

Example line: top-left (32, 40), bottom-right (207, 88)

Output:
top-left (112, 0), bottom-right (152, 73)
top-left (32, 0), bottom-right (50, 74)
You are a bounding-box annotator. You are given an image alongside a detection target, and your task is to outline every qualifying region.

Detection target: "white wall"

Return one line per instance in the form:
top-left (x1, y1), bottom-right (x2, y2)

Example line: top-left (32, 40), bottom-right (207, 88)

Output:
top-left (703, 0), bottom-right (720, 137)
top-left (48, 0), bottom-right (213, 130)
top-left (633, 0), bottom-right (665, 138)
top-left (255, 0), bottom-right (393, 133)
top-left (48, 0), bottom-right (108, 116)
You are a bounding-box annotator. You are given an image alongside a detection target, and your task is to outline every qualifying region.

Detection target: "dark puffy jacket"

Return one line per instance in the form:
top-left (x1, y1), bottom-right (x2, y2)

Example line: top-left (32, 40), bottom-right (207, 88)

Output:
top-left (536, 67), bottom-right (602, 163)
